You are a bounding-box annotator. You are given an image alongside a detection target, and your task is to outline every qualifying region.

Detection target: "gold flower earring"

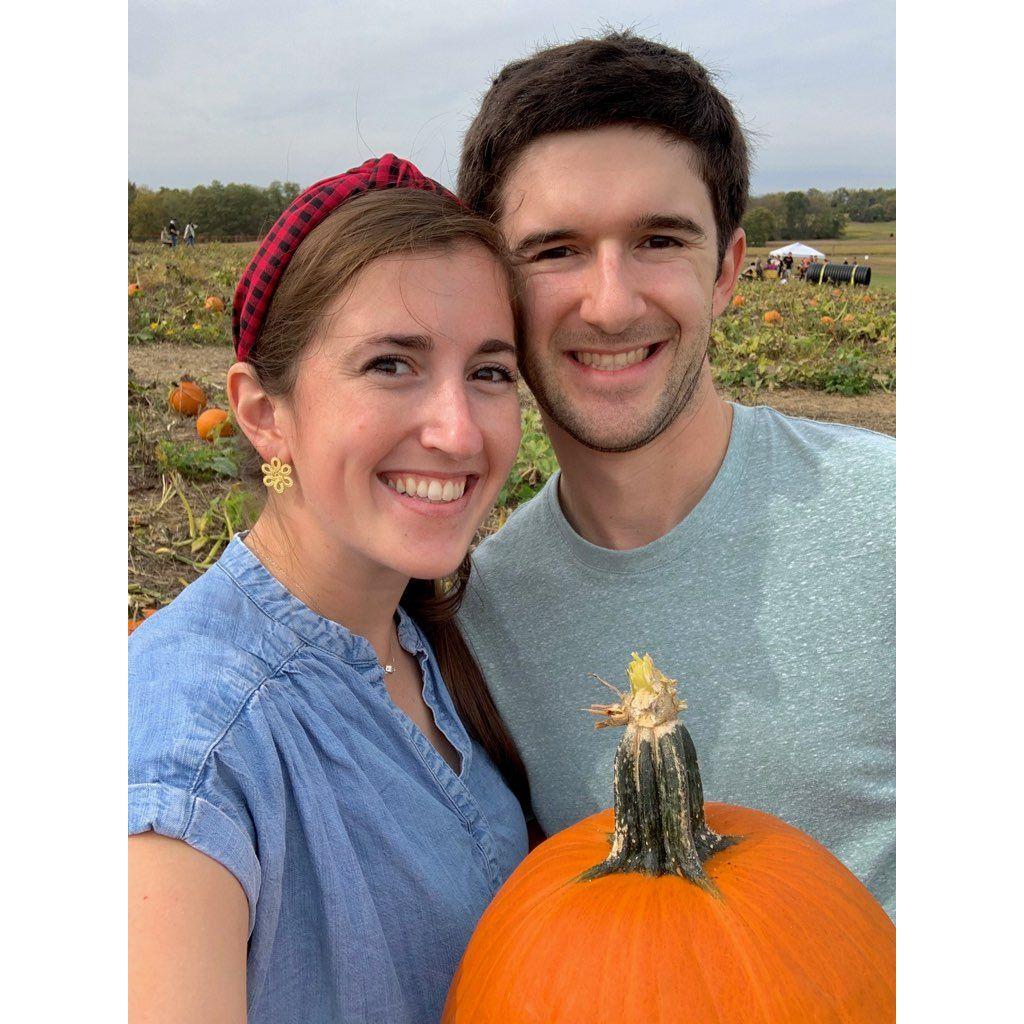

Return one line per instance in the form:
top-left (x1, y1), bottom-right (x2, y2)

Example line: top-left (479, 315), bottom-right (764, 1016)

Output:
top-left (262, 456), bottom-right (294, 494)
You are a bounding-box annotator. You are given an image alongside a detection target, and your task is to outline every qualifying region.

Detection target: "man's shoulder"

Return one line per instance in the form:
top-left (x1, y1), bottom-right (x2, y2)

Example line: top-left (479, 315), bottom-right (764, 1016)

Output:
top-left (739, 403), bottom-right (894, 485)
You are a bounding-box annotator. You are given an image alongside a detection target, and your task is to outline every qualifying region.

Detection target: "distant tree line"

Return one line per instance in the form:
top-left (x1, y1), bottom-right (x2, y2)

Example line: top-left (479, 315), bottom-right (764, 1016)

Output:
top-left (129, 180), bottom-right (894, 247)
top-left (741, 188), bottom-right (896, 247)
top-left (128, 180), bottom-right (302, 241)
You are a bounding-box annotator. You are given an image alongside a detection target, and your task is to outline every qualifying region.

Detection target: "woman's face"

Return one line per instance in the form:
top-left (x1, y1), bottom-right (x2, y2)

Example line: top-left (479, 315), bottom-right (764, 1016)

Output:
top-left (277, 244), bottom-right (521, 582)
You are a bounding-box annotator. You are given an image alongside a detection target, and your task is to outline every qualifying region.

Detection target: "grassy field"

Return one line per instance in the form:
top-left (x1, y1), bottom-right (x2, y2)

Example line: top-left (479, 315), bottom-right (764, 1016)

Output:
top-left (747, 221), bottom-right (896, 290)
top-left (128, 225), bottom-right (896, 622)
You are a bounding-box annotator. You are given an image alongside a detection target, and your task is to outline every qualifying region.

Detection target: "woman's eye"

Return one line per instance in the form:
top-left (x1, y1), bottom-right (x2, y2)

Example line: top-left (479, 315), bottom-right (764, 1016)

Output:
top-left (367, 356), bottom-right (413, 376)
top-left (472, 365), bottom-right (517, 384)
top-left (641, 235), bottom-right (683, 250)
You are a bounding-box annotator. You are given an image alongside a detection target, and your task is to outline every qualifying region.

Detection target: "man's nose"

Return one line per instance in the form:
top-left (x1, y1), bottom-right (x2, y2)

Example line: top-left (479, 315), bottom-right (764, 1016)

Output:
top-left (578, 248), bottom-right (647, 335)
top-left (418, 381), bottom-right (485, 461)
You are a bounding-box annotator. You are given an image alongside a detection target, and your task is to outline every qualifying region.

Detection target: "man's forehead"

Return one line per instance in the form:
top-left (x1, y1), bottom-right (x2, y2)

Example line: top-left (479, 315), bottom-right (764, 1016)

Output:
top-left (498, 127), bottom-right (711, 237)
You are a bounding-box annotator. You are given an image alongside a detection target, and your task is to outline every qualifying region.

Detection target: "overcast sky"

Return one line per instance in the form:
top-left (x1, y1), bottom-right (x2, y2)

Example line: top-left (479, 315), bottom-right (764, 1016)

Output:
top-left (129, 0), bottom-right (894, 196)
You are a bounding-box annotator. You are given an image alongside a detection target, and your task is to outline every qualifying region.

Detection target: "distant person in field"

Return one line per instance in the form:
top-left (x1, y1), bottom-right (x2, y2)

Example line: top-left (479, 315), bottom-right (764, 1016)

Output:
top-left (183, 221), bottom-right (196, 247)
top-left (159, 226), bottom-right (172, 248)
top-left (455, 30), bottom-right (895, 918)
top-left (129, 158), bottom-right (532, 1022)
top-left (167, 218), bottom-right (179, 247)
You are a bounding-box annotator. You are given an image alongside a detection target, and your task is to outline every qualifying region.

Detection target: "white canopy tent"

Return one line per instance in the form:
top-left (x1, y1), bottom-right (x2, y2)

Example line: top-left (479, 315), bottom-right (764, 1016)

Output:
top-left (769, 242), bottom-right (826, 258)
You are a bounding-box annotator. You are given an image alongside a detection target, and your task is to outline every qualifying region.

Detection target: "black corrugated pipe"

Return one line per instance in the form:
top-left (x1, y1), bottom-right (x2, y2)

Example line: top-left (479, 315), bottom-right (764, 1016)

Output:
top-left (805, 262), bottom-right (872, 287)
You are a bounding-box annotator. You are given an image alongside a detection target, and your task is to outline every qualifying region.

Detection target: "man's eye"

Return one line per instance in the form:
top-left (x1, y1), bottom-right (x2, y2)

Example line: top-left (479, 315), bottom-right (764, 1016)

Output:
top-left (366, 356), bottom-right (413, 376)
top-left (641, 236), bottom-right (684, 250)
top-left (532, 245), bottom-right (575, 261)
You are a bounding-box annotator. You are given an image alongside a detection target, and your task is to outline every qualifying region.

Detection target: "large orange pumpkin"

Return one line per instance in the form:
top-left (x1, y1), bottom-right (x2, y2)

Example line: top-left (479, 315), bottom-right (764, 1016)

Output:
top-left (763, 309), bottom-right (782, 325)
top-left (443, 654), bottom-right (895, 1024)
top-left (168, 381), bottom-right (207, 416)
top-left (204, 296), bottom-right (225, 312)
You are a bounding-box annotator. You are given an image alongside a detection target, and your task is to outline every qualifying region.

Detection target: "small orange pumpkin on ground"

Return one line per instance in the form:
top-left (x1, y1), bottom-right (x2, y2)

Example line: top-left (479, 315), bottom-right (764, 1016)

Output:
top-left (168, 381), bottom-right (207, 416)
top-left (128, 283), bottom-right (141, 297)
top-left (843, 314), bottom-right (856, 325)
top-left (730, 294), bottom-right (746, 307)
top-left (204, 296), bottom-right (225, 312)
top-left (443, 654), bottom-right (895, 1024)
top-left (821, 315), bottom-right (835, 326)
top-left (763, 309), bottom-right (782, 325)
top-left (197, 408), bottom-right (234, 441)
top-left (128, 608), bottom-right (158, 635)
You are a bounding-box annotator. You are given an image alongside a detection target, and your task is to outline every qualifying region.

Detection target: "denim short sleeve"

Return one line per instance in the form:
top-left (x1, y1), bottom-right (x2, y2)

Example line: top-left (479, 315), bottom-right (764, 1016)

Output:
top-left (130, 617), bottom-right (269, 932)
top-left (129, 779), bottom-right (262, 929)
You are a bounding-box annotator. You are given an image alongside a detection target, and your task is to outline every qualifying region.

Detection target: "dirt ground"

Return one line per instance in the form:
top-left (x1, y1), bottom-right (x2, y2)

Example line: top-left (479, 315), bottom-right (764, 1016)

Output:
top-left (129, 342), bottom-right (896, 437)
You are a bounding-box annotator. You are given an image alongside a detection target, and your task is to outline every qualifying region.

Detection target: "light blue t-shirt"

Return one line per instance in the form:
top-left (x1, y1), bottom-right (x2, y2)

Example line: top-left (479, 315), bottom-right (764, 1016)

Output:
top-left (129, 535), bottom-right (528, 1023)
top-left (459, 403), bottom-right (895, 918)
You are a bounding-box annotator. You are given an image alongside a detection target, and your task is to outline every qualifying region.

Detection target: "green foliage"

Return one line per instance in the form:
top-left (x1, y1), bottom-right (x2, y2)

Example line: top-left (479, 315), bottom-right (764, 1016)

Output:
top-left (711, 281), bottom-right (896, 393)
top-left (155, 436), bottom-right (242, 481)
top-left (746, 187), bottom-right (894, 239)
top-left (497, 407), bottom-right (559, 509)
top-left (742, 207), bottom-right (776, 247)
top-left (129, 179), bottom-right (302, 241)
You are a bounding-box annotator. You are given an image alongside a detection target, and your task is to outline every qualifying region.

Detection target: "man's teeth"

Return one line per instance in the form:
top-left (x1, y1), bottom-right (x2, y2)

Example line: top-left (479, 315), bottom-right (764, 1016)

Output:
top-left (574, 346), bottom-right (651, 370)
top-left (384, 476), bottom-right (467, 503)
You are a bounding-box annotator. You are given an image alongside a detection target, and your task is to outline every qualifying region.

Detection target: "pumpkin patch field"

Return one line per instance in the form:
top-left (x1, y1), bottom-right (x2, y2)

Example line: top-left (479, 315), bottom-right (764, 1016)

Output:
top-left (128, 240), bottom-right (895, 621)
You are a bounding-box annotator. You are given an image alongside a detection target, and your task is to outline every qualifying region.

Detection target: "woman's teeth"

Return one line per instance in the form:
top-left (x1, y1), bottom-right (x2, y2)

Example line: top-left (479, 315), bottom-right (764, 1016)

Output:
top-left (573, 346), bottom-right (651, 370)
top-left (384, 475), bottom-right (467, 503)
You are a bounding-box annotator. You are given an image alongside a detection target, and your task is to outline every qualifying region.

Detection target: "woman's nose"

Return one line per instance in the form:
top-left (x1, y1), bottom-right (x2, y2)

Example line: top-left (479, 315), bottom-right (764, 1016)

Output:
top-left (418, 382), bottom-right (485, 461)
top-left (578, 249), bottom-right (647, 335)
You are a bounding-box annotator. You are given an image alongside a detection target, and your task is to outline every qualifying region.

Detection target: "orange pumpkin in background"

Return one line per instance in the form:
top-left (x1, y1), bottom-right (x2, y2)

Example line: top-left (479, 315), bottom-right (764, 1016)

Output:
top-left (204, 296), bottom-right (225, 312)
top-left (763, 309), bottom-right (782, 325)
top-left (168, 381), bottom-right (207, 416)
top-left (128, 283), bottom-right (141, 297)
top-left (731, 294), bottom-right (746, 307)
top-left (196, 408), bottom-right (234, 441)
top-left (443, 654), bottom-right (895, 1024)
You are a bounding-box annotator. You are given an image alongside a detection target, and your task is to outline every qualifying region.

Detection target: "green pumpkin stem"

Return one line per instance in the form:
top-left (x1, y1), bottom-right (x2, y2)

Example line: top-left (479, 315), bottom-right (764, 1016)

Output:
top-left (581, 654), bottom-right (738, 895)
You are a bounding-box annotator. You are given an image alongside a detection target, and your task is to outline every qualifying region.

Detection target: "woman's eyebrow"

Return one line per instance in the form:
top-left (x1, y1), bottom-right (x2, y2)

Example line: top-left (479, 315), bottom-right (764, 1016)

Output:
top-left (361, 333), bottom-right (434, 351)
top-left (358, 335), bottom-right (515, 357)
top-left (477, 339), bottom-right (516, 356)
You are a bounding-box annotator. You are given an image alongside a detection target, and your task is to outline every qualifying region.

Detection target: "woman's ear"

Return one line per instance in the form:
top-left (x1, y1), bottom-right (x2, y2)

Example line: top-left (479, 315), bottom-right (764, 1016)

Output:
top-left (226, 363), bottom-right (292, 464)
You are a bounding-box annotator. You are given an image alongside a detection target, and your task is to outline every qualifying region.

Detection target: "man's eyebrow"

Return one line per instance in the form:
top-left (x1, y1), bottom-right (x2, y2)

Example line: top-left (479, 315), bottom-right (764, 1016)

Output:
top-left (511, 228), bottom-right (577, 254)
top-left (631, 213), bottom-right (707, 238)
top-left (512, 214), bottom-right (706, 254)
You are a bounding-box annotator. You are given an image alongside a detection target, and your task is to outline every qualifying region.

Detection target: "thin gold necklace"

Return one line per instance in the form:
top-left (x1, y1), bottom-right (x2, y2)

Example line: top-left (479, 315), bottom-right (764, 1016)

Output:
top-left (247, 533), bottom-right (396, 674)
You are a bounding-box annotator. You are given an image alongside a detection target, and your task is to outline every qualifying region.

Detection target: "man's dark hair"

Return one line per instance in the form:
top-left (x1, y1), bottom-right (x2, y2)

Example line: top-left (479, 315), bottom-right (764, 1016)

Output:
top-left (458, 31), bottom-right (749, 268)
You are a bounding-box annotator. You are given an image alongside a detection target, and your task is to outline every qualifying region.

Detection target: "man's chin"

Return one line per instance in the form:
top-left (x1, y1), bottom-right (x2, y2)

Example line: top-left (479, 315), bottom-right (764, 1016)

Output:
top-left (541, 403), bottom-right (670, 454)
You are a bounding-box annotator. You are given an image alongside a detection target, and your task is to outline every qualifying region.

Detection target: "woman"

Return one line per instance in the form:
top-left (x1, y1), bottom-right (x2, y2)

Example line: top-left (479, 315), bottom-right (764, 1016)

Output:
top-left (129, 156), bottom-right (529, 1023)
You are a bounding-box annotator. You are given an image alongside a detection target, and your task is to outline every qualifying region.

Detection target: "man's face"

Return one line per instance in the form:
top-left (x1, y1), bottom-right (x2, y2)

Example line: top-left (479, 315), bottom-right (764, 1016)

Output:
top-left (499, 125), bottom-right (742, 452)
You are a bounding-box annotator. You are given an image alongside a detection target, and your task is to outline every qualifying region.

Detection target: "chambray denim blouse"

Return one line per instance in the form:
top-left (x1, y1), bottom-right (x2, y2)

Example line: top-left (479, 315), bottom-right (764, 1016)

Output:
top-left (129, 534), bottom-right (528, 1023)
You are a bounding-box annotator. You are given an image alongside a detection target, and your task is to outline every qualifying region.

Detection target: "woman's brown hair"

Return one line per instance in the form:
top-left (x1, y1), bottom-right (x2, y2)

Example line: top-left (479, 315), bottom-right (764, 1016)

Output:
top-left (244, 188), bottom-right (532, 813)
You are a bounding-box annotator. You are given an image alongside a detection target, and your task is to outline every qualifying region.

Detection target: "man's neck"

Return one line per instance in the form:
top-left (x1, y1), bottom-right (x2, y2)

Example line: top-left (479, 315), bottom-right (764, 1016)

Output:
top-left (547, 372), bottom-right (734, 550)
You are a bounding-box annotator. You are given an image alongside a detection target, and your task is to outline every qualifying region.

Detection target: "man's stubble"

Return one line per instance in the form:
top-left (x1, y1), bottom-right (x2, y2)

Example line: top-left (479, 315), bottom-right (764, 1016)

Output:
top-left (519, 311), bottom-right (713, 454)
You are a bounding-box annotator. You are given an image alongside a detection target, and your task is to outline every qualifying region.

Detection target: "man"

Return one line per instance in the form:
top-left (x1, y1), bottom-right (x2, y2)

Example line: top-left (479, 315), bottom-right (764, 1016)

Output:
top-left (456, 32), bottom-right (895, 916)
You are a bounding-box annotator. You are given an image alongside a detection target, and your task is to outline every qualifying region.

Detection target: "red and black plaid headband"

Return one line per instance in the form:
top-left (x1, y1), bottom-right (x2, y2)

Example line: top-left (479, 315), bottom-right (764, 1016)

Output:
top-left (232, 154), bottom-right (459, 361)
